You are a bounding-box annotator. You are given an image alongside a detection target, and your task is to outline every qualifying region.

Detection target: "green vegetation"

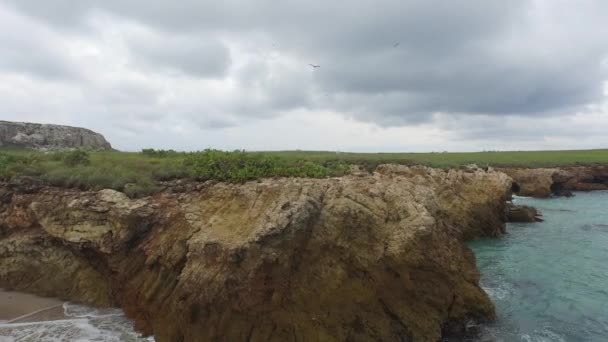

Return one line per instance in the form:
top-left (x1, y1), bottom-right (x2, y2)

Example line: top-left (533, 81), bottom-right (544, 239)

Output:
top-left (61, 150), bottom-right (91, 167)
top-left (0, 148), bottom-right (349, 197)
top-left (141, 148), bottom-right (177, 158)
top-left (1, 147), bottom-right (607, 198)
top-left (186, 150), bottom-right (348, 182)
top-left (0, 148), bottom-right (186, 198)
top-left (252, 149), bottom-right (608, 170)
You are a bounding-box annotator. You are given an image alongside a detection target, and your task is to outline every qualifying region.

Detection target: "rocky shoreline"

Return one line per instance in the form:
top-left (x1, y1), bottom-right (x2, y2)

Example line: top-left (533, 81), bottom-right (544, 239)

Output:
top-left (0, 165), bottom-right (604, 341)
top-left (500, 166), bottom-right (608, 198)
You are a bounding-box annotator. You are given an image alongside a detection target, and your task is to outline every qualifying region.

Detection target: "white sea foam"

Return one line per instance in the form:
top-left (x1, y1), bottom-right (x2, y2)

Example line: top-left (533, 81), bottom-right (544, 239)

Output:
top-left (0, 303), bottom-right (153, 342)
top-left (477, 325), bottom-right (567, 342)
top-left (521, 327), bottom-right (567, 342)
top-left (481, 279), bottom-right (515, 301)
top-left (483, 286), bottom-right (509, 301)
top-left (63, 303), bottom-right (124, 319)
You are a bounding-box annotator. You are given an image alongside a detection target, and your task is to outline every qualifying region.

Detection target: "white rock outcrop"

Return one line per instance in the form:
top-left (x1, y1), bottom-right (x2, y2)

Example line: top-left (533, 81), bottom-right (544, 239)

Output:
top-left (0, 120), bottom-right (112, 150)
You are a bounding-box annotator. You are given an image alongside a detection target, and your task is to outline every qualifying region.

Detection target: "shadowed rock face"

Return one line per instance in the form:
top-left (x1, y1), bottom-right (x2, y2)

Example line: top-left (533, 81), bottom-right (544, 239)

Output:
top-left (506, 203), bottom-right (543, 222)
top-left (0, 166), bottom-right (512, 341)
top-left (0, 120), bottom-right (112, 150)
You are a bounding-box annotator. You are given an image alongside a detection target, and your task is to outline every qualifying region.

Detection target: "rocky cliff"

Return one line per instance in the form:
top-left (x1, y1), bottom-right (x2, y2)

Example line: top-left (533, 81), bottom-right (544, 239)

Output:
top-left (0, 120), bottom-right (112, 150)
top-left (501, 166), bottom-right (608, 197)
top-left (0, 166), bottom-right (512, 341)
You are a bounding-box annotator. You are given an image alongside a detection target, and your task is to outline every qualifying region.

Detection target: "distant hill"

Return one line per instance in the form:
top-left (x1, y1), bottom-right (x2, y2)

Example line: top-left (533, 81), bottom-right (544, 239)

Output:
top-left (0, 120), bottom-right (112, 150)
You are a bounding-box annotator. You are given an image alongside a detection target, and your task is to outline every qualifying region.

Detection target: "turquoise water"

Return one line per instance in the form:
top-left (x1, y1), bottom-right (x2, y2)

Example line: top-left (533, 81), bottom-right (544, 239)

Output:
top-left (469, 191), bottom-right (608, 342)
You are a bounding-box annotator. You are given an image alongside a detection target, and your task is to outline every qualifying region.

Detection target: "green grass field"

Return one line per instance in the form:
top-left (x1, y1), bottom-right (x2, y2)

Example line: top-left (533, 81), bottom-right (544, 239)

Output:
top-left (1, 148), bottom-right (607, 197)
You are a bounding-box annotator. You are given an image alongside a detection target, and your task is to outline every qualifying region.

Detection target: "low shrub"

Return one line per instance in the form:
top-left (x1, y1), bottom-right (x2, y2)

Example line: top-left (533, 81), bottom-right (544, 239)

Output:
top-left (187, 149), bottom-right (344, 183)
top-left (0, 152), bottom-right (45, 179)
top-left (123, 180), bottom-right (160, 198)
top-left (142, 148), bottom-right (178, 158)
top-left (62, 150), bottom-right (91, 167)
top-left (0, 153), bottom-right (16, 179)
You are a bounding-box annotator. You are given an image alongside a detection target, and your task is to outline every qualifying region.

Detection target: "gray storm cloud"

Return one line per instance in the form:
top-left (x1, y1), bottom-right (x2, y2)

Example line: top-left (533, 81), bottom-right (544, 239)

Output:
top-left (128, 34), bottom-right (231, 78)
top-left (0, 0), bottom-right (607, 150)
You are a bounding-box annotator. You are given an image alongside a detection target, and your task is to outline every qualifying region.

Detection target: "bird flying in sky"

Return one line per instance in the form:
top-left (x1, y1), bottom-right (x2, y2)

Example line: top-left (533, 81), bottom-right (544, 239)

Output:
top-left (308, 64), bottom-right (321, 69)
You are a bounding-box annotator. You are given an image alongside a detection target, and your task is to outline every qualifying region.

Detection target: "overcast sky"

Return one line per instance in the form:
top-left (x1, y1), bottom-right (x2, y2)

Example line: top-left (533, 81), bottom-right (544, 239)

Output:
top-left (1, 0), bottom-right (607, 151)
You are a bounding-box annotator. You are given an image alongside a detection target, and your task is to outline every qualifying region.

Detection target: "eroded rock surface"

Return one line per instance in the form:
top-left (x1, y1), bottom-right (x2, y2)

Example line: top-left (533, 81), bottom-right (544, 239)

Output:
top-left (501, 167), bottom-right (608, 197)
top-left (0, 166), bottom-right (512, 341)
top-left (0, 120), bottom-right (112, 150)
top-left (506, 203), bottom-right (543, 222)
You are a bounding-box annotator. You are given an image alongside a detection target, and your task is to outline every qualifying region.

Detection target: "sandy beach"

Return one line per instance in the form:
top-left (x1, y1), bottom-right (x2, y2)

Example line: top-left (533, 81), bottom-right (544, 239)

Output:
top-left (0, 290), bottom-right (150, 341)
top-left (0, 289), bottom-right (65, 322)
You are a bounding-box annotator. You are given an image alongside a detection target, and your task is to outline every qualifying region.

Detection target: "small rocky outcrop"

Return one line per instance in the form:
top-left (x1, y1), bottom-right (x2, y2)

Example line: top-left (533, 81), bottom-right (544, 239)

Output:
top-left (0, 120), bottom-right (112, 150)
top-left (0, 166), bottom-right (512, 341)
top-left (506, 203), bottom-right (543, 222)
top-left (560, 166), bottom-right (608, 192)
top-left (501, 167), bottom-right (608, 198)
top-left (500, 168), bottom-right (561, 197)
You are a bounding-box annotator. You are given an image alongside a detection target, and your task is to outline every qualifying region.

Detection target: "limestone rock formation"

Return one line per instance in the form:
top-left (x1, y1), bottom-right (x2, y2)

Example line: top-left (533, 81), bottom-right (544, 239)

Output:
top-left (560, 166), bottom-right (608, 192)
top-left (0, 166), bottom-right (512, 341)
top-left (500, 168), bottom-right (560, 197)
top-left (0, 120), bottom-right (112, 150)
top-left (501, 167), bottom-right (608, 197)
top-left (506, 203), bottom-right (543, 222)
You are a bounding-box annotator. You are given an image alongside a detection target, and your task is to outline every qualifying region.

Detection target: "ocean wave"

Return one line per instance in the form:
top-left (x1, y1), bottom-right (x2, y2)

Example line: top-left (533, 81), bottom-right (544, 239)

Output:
top-left (0, 303), bottom-right (153, 342)
top-left (63, 303), bottom-right (124, 319)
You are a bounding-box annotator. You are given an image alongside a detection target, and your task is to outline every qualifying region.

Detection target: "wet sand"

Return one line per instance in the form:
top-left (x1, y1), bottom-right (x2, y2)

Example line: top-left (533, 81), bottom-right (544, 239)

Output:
top-left (0, 289), bottom-right (65, 322)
